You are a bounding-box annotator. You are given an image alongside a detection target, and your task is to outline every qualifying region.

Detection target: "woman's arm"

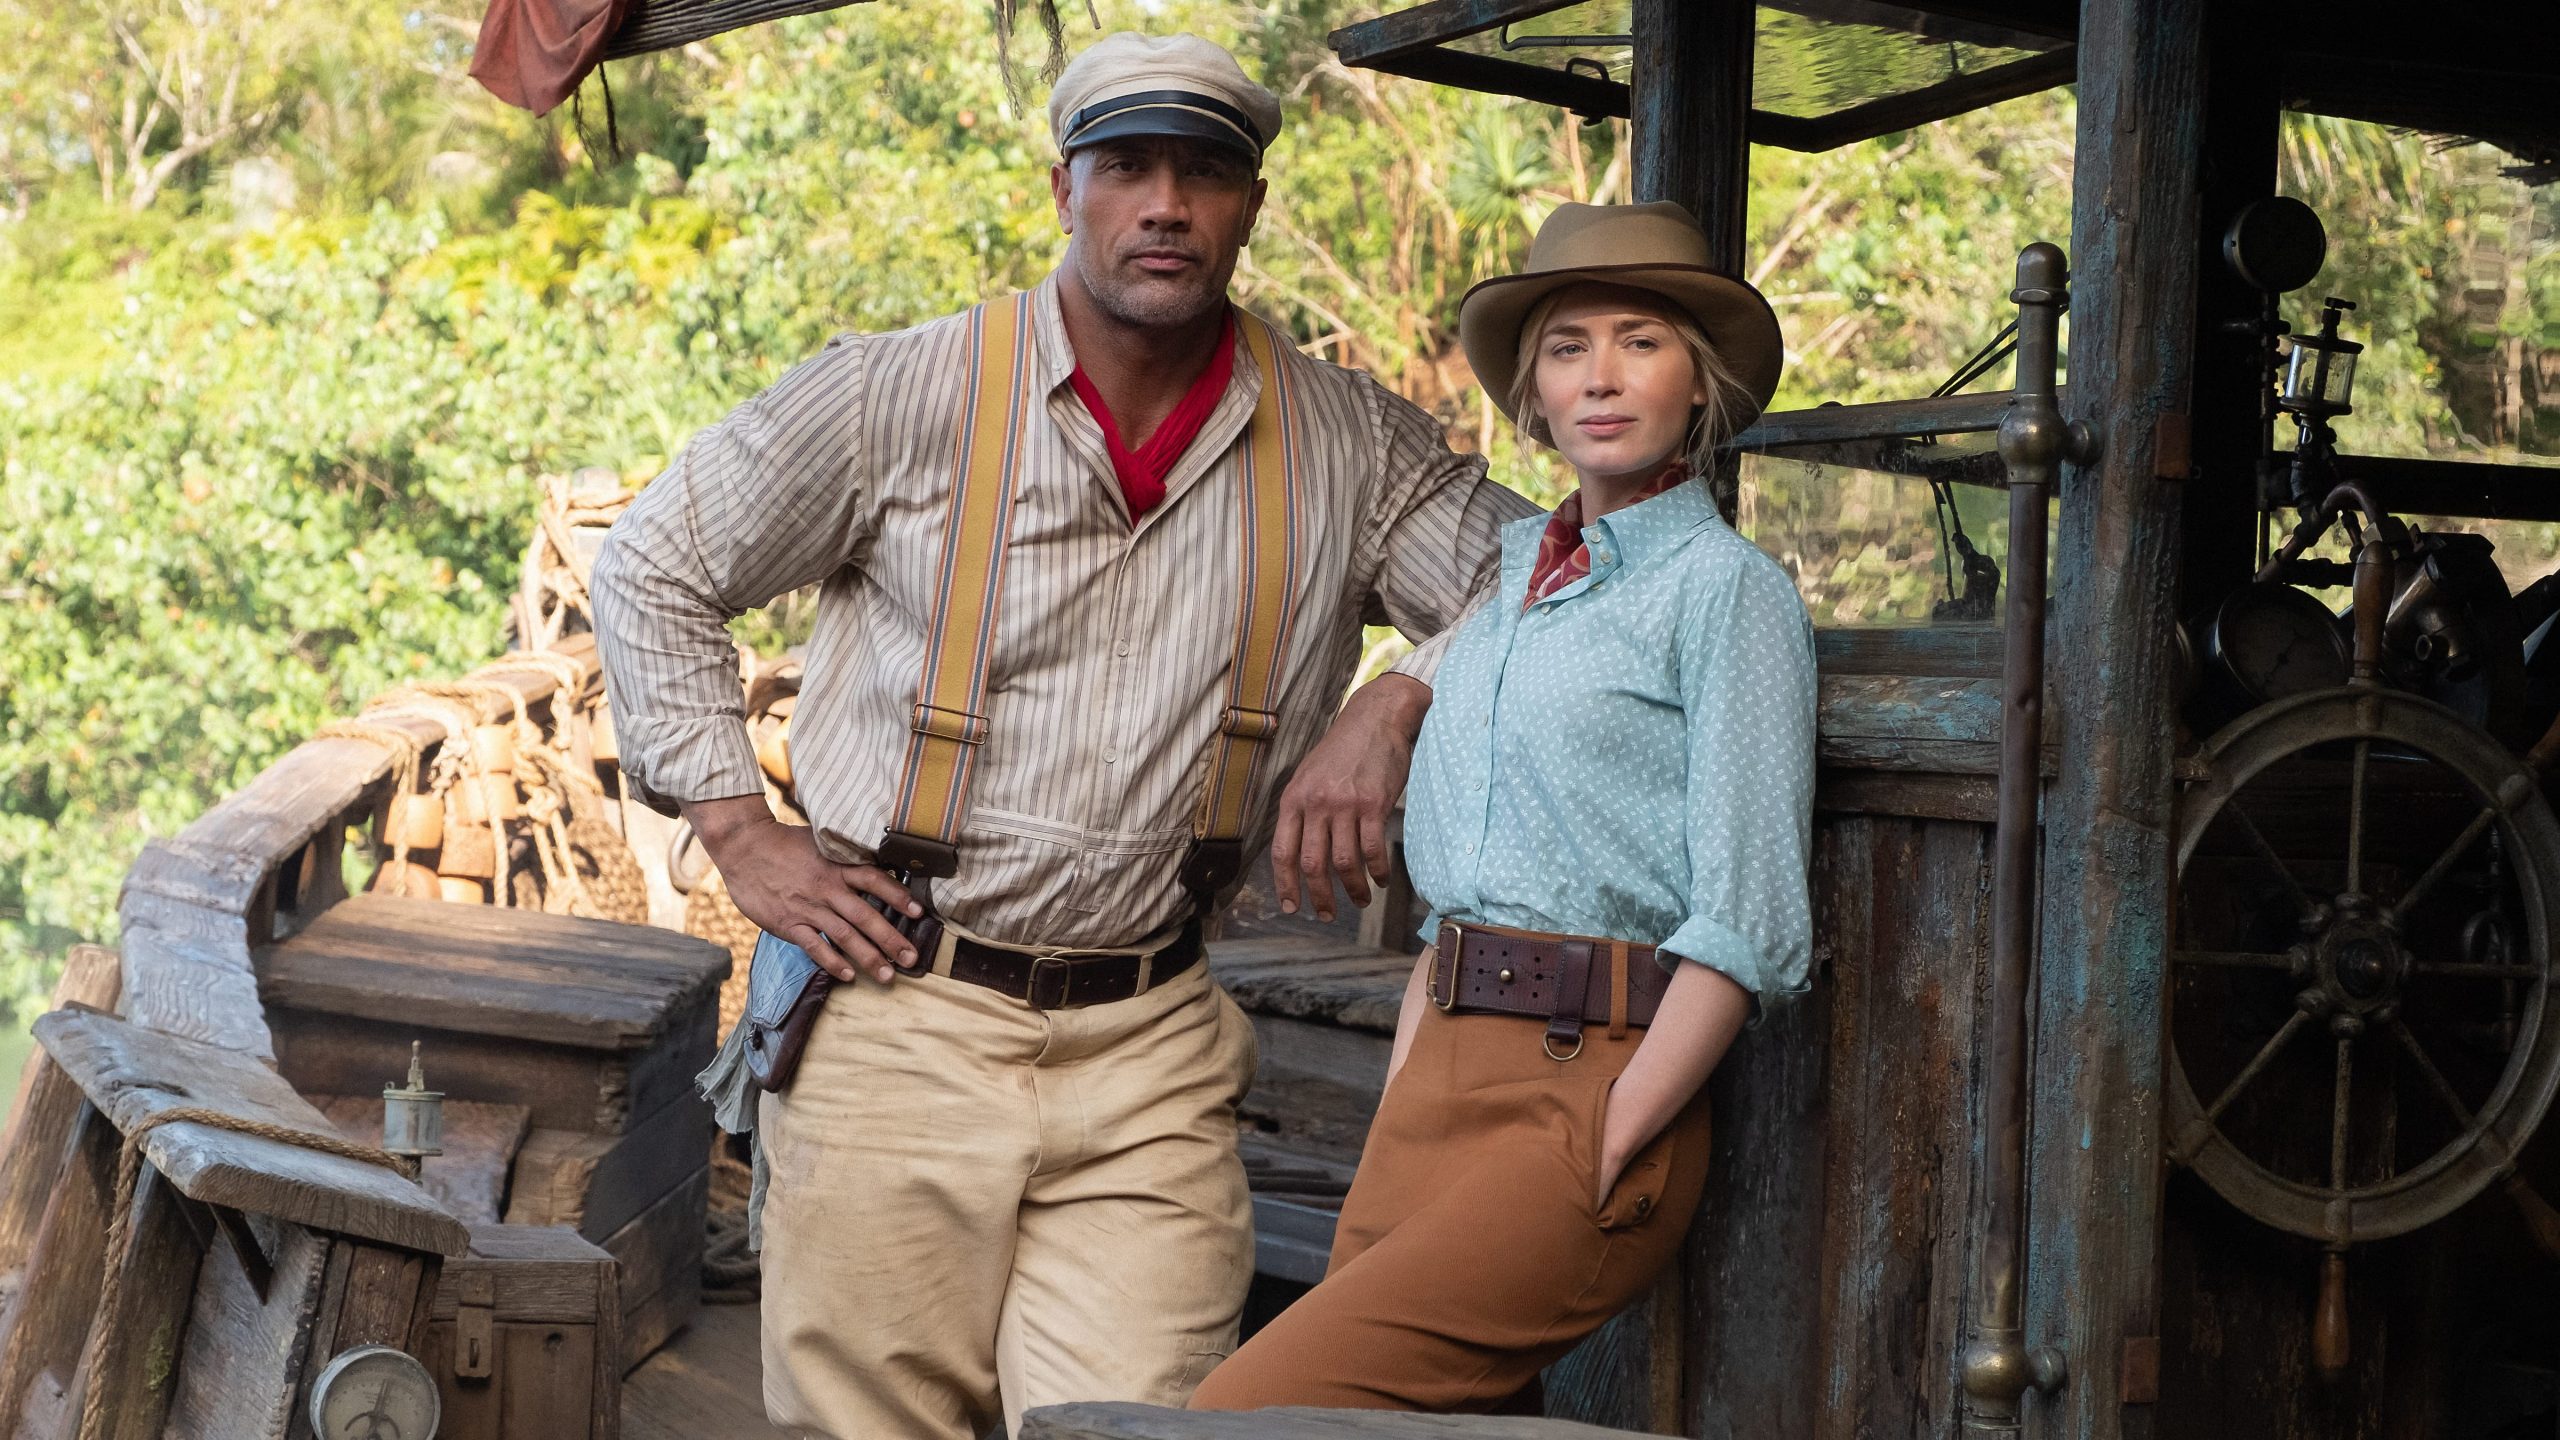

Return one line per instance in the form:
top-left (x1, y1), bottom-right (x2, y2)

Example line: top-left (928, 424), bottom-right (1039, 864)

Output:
top-left (1593, 962), bottom-right (1751, 1203)
top-left (1385, 948), bottom-right (1434, 1086)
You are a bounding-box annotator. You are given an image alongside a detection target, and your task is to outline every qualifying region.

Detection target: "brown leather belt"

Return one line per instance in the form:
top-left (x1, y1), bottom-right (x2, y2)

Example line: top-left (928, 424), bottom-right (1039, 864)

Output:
top-left (925, 920), bottom-right (1203, 1010)
top-left (1427, 921), bottom-right (1671, 1059)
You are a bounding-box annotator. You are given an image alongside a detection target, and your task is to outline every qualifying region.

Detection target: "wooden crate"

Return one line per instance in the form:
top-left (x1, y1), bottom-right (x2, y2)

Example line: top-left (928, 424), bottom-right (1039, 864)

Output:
top-left (259, 895), bottom-right (730, 1368)
top-left (425, 1224), bottom-right (622, 1440)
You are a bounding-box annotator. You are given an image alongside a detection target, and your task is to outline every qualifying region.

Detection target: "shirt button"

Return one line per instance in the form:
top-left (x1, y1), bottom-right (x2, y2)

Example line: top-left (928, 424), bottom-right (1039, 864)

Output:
top-left (1471, 780), bottom-right (1485, 793)
top-left (1115, 640), bottom-right (1130, 657)
top-left (1103, 748), bottom-right (1118, 764)
top-left (1464, 842), bottom-right (1477, 855)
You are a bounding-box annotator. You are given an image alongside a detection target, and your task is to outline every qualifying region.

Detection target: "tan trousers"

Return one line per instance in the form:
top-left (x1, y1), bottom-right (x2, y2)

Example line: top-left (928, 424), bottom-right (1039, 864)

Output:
top-left (1190, 998), bottom-right (1711, 1413)
top-left (756, 957), bottom-right (1259, 1439)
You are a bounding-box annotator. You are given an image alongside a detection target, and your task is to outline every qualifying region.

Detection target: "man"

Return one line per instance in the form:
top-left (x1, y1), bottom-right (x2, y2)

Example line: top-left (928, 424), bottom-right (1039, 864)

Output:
top-left (590, 31), bottom-right (1534, 1440)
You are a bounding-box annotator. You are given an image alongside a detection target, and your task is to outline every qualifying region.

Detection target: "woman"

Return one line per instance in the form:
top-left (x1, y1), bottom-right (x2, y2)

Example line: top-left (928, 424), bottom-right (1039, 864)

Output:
top-left (1191, 202), bottom-right (1817, 1414)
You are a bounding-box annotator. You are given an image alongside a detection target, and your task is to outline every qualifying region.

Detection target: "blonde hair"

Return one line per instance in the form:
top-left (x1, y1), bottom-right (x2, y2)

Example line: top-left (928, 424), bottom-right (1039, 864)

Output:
top-left (1508, 289), bottom-right (1750, 466)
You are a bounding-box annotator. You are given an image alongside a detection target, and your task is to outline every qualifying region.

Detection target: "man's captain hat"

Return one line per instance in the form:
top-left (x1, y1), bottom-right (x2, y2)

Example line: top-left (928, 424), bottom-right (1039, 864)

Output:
top-left (1048, 32), bottom-right (1283, 165)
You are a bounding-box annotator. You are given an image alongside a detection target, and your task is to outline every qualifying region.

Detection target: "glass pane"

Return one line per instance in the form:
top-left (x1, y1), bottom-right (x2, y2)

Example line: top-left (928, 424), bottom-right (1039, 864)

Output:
top-left (1738, 452), bottom-right (2042, 626)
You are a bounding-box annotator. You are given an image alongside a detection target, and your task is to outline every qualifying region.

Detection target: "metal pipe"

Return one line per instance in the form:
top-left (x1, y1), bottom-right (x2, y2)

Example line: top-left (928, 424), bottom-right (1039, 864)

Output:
top-left (1961, 241), bottom-right (2082, 1434)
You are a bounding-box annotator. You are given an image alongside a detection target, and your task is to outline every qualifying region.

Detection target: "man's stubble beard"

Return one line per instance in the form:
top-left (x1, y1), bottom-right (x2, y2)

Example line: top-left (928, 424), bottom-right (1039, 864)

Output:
top-left (1072, 240), bottom-right (1238, 332)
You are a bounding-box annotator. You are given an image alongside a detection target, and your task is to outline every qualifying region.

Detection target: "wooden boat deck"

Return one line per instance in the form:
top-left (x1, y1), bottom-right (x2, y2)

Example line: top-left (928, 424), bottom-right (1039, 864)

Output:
top-left (625, 1299), bottom-right (789, 1440)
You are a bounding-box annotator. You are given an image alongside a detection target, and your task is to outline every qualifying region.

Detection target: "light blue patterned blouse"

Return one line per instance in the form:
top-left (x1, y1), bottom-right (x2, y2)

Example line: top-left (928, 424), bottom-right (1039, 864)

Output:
top-left (1404, 478), bottom-right (1819, 1005)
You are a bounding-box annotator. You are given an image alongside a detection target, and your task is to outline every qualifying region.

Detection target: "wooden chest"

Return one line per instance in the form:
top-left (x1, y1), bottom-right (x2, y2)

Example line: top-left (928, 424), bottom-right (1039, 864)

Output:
top-left (261, 894), bottom-right (731, 1369)
top-left (425, 1224), bottom-right (622, 1440)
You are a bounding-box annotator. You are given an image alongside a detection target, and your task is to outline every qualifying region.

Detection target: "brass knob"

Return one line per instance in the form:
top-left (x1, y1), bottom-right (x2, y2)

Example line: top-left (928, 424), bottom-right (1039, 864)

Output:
top-left (1497, 967), bottom-right (1515, 984)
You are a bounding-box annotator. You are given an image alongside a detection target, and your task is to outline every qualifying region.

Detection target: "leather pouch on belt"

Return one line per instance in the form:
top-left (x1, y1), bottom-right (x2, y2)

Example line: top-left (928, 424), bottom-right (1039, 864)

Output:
top-left (743, 932), bottom-right (832, 1094)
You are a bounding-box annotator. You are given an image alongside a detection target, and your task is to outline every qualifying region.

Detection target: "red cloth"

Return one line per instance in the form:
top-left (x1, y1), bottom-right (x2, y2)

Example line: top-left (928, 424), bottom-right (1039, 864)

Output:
top-left (1523, 460), bottom-right (1690, 608)
top-left (469, 0), bottom-right (632, 116)
top-left (1069, 314), bottom-right (1238, 522)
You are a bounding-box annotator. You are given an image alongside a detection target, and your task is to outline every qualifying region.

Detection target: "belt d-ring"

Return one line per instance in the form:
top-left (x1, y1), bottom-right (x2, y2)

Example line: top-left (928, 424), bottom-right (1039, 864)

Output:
top-left (1543, 1030), bottom-right (1584, 1062)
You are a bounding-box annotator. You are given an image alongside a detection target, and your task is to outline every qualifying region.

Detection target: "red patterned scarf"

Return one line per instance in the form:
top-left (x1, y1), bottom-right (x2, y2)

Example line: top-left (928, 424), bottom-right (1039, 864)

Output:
top-left (1523, 461), bottom-right (1690, 608)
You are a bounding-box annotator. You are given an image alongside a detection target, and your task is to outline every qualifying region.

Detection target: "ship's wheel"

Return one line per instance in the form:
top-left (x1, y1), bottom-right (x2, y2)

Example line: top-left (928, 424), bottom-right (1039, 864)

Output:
top-left (2167, 685), bottom-right (2560, 1365)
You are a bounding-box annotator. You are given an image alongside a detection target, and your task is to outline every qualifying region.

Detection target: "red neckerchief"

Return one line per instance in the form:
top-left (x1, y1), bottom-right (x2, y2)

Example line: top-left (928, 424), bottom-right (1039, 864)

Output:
top-left (1068, 312), bottom-right (1238, 523)
top-left (1523, 460), bottom-right (1690, 609)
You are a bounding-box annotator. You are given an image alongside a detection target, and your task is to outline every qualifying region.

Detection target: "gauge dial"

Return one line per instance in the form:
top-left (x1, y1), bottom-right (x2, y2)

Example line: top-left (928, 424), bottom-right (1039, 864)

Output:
top-left (308, 1345), bottom-right (439, 1440)
top-left (2212, 583), bottom-right (2350, 704)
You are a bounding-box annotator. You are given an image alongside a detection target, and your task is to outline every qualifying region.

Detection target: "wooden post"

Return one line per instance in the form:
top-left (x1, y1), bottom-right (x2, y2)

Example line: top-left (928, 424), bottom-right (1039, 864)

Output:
top-left (1632, 0), bottom-right (1751, 265)
top-left (2027, 1), bottom-right (2206, 1436)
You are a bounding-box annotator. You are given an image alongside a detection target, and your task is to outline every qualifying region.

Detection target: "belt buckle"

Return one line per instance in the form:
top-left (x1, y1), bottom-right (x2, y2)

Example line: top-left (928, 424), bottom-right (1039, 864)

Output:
top-left (1432, 924), bottom-right (1463, 1011)
top-left (1027, 954), bottom-right (1074, 1010)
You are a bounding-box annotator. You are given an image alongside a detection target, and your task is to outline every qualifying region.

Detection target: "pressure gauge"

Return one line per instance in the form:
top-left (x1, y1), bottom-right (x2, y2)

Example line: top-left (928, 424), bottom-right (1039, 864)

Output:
top-left (308, 1345), bottom-right (439, 1440)
top-left (2206, 582), bottom-right (2350, 708)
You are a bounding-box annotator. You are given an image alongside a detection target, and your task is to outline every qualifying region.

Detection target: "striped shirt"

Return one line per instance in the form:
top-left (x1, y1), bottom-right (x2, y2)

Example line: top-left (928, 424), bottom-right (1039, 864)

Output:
top-left (591, 272), bottom-right (1537, 949)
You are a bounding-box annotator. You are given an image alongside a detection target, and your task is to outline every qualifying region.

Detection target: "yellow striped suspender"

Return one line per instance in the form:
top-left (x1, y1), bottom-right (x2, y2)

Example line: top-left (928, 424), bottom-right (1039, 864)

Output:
top-left (876, 300), bottom-right (1302, 921)
top-left (875, 293), bottom-right (1036, 895)
top-left (1180, 316), bottom-right (1302, 907)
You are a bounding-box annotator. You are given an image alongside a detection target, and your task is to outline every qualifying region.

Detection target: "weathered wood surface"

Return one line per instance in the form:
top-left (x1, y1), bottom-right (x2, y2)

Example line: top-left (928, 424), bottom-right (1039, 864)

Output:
top-left (1022, 1404), bottom-right (1651, 1438)
top-left (1207, 938), bottom-right (1412, 1034)
top-left (422, 1224), bottom-right (621, 1440)
top-left (504, 1094), bottom-right (711, 1240)
top-left (1632, 0), bottom-right (1749, 266)
top-left (316, 1095), bottom-right (531, 1226)
top-left (34, 1010), bottom-right (468, 1257)
top-left (116, 643), bottom-right (599, 1058)
top-left (287, 1241), bottom-right (440, 1440)
top-left (1813, 623), bottom-right (2002, 680)
top-left (604, 1166), bottom-right (709, 1371)
top-left (258, 893), bottom-right (729, 1050)
top-left (272, 1006), bottom-right (709, 1137)
top-left (1813, 771), bottom-right (1997, 824)
top-left (0, 1104), bottom-right (119, 1440)
top-left (622, 1299), bottom-right (784, 1440)
top-left (0, 945), bottom-right (123, 1304)
top-left (160, 1218), bottom-right (330, 1440)
top-left (2025, 2), bottom-right (2204, 1435)
top-left (82, 1168), bottom-right (204, 1440)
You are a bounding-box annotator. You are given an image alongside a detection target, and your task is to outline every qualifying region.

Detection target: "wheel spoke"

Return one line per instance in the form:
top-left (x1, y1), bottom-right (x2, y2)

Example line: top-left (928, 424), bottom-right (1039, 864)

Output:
top-left (2409, 961), bottom-right (2544, 980)
top-left (2225, 798), bottom-right (2319, 923)
top-left (2388, 1017), bottom-right (2479, 1128)
top-left (2330, 1034), bottom-right (2356, 1193)
top-left (2204, 1008), bottom-right (2314, 1127)
top-left (2387, 805), bottom-right (2502, 927)
top-left (2344, 740), bottom-right (2371, 897)
top-left (2174, 950), bottom-right (2297, 971)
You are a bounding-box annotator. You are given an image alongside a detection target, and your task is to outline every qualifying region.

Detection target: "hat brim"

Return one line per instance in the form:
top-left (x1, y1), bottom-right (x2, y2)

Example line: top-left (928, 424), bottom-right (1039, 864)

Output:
top-left (1062, 107), bottom-right (1261, 163)
top-left (1458, 264), bottom-right (1784, 435)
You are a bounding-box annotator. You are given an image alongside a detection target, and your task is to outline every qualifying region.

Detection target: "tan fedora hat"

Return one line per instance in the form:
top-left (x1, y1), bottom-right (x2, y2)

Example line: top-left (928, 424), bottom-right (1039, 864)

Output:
top-left (1459, 201), bottom-right (1784, 431)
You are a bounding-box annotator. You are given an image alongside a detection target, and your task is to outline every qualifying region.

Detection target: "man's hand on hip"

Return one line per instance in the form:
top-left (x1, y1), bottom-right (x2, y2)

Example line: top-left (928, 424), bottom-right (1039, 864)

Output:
top-left (1270, 673), bottom-right (1431, 923)
top-left (682, 794), bottom-right (923, 984)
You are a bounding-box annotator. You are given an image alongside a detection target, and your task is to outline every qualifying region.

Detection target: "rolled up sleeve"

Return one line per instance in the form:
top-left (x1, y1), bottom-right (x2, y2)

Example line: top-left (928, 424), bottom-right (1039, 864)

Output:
top-left (1665, 556), bottom-right (1819, 1007)
top-left (590, 334), bottom-right (874, 815)
top-left (1363, 381), bottom-right (1536, 688)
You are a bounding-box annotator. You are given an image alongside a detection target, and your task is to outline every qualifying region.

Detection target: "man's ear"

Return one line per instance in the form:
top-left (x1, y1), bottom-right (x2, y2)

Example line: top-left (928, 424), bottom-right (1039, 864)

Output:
top-left (1242, 175), bottom-right (1269, 243)
top-left (1050, 160), bottom-right (1076, 234)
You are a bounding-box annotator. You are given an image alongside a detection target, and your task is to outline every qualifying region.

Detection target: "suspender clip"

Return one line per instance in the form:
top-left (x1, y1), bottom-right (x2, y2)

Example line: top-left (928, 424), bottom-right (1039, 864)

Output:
top-left (1179, 838), bottom-right (1245, 907)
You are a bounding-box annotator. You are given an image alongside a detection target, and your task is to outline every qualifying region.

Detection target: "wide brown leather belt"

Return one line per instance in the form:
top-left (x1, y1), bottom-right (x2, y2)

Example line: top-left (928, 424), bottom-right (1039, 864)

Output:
top-left (1427, 921), bottom-right (1672, 1059)
top-left (927, 920), bottom-right (1203, 1011)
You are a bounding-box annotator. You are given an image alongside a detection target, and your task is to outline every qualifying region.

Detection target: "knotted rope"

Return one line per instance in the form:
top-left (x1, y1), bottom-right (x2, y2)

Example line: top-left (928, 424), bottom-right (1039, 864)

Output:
top-left (76, 1107), bottom-right (406, 1440)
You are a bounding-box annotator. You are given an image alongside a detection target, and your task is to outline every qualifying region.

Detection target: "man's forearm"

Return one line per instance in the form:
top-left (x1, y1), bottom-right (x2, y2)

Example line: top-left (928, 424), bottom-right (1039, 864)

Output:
top-left (681, 792), bottom-right (780, 860)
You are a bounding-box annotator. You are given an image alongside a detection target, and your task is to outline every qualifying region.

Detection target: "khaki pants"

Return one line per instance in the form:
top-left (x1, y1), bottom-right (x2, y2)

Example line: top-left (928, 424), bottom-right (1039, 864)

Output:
top-left (756, 956), bottom-right (1258, 1439)
top-left (1190, 997), bottom-right (1711, 1413)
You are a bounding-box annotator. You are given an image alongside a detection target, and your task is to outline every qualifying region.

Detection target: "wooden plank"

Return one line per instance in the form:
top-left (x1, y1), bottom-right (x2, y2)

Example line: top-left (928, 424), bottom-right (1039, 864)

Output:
top-left (289, 1242), bottom-right (438, 1440)
top-left (315, 1096), bottom-right (531, 1226)
top-left (2024, 1), bottom-right (2204, 1435)
top-left (1813, 624), bottom-right (2004, 679)
top-left (427, 1225), bottom-right (614, 1325)
top-left (1021, 1403), bottom-right (1653, 1437)
top-left (0, 1105), bottom-right (117, 1439)
top-left (1811, 820), bottom-right (1991, 1437)
top-left (622, 1299), bottom-right (777, 1440)
top-left (618, 1268), bottom-right (702, 1376)
top-left (1728, 391), bottom-right (2028, 452)
top-left (160, 1219), bottom-right (330, 1440)
top-left (603, 1168), bottom-right (708, 1326)
top-left (1814, 771), bottom-right (1998, 823)
top-left (497, 1319), bottom-right (600, 1438)
top-left (1358, 48), bottom-right (1628, 121)
top-left (33, 1011), bottom-right (468, 1258)
top-left (1324, 0), bottom-right (1582, 65)
top-left (1634, 0), bottom-right (1751, 266)
top-left (1207, 945), bottom-right (1412, 1035)
top-left (0, 946), bottom-right (124, 1297)
top-left (269, 1003), bottom-right (711, 1136)
top-left (1751, 47), bottom-right (2075, 153)
top-left (503, 1094), bottom-right (713, 1241)
top-left (1820, 674), bottom-right (2000, 745)
top-left (258, 895), bottom-right (731, 1051)
top-left (1684, 823), bottom-right (1839, 1440)
top-left (80, 1168), bottom-right (204, 1440)
top-left (116, 899), bottom-right (273, 1065)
